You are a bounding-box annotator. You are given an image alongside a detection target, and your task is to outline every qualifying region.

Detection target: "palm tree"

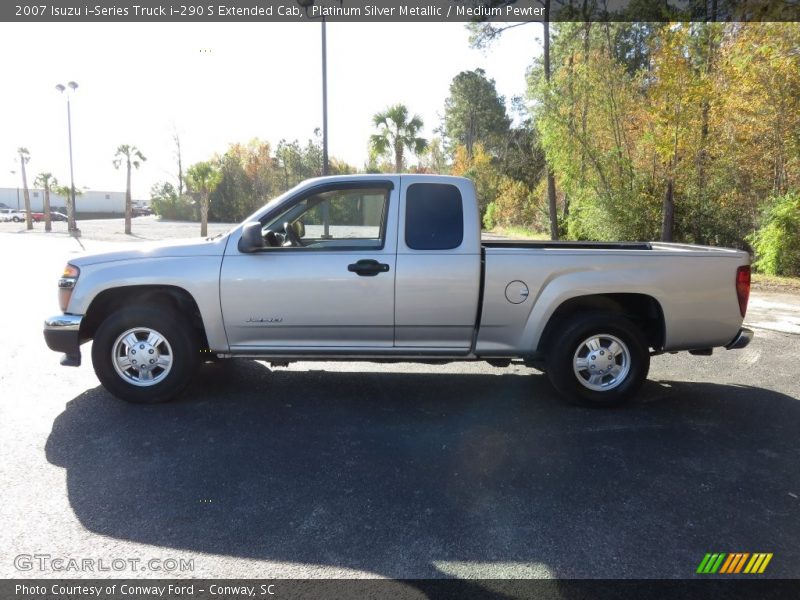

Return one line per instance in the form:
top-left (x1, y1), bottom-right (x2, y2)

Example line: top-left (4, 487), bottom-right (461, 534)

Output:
top-left (53, 183), bottom-right (82, 215)
top-left (34, 173), bottom-right (56, 232)
top-left (369, 104), bottom-right (428, 173)
top-left (113, 145), bottom-right (146, 235)
top-left (186, 161), bottom-right (222, 237)
top-left (17, 148), bottom-right (33, 230)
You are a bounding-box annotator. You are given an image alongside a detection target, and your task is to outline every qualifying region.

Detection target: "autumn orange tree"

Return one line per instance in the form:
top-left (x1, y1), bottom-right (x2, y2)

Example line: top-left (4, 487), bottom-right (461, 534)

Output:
top-left (450, 143), bottom-right (501, 217)
top-left (711, 25), bottom-right (800, 220)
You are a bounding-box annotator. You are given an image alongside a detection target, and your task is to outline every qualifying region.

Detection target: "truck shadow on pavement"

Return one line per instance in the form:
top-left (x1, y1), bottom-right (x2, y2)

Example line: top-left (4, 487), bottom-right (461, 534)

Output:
top-left (46, 360), bottom-right (800, 580)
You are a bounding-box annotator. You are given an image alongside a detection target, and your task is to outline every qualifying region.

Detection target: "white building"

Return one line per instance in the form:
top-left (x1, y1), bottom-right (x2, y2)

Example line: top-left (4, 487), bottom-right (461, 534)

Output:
top-left (0, 187), bottom-right (147, 216)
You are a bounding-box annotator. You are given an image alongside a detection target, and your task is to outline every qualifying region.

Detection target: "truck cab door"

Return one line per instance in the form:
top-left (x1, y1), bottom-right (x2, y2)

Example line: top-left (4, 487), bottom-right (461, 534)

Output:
top-left (393, 178), bottom-right (482, 351)
top-left (220, 179), bottom-right (399, 351)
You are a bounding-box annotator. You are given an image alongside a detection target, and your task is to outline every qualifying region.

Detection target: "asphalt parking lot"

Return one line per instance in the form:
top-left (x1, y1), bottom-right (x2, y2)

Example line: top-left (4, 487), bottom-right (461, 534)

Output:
top-left (1, 220), bottom-right (799, 581)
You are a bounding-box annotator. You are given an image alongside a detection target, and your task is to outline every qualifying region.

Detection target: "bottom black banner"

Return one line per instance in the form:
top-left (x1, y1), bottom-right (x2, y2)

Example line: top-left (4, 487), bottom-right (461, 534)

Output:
top-left (3, 579), bottom-right (800, 600)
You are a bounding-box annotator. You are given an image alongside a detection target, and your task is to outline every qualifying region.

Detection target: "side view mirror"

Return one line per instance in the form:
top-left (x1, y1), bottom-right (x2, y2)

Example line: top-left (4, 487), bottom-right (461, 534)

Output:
top-left (238, 222), bottom-right (265, 253)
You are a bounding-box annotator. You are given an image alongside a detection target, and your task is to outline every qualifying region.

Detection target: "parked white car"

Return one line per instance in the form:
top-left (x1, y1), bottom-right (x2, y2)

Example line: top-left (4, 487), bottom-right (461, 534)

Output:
top-left (0, 208), bottom-right (26, 222)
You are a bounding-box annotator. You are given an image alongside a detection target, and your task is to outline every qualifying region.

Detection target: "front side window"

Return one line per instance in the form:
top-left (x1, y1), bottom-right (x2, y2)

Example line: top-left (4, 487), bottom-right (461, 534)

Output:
top-left (262, 186), bottom-right (390, 249)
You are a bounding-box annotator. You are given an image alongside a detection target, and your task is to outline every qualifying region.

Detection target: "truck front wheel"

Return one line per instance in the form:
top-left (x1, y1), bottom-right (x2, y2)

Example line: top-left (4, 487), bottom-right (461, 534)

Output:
top-left (91, 306), bottom-right (199, 403)
top-left (545, 313), bottom-right (650, 408)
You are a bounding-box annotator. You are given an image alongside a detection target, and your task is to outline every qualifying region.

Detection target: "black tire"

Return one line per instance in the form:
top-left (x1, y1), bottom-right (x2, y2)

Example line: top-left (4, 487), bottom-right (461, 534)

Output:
top-left (91, 306), bottom-right (199, 404)
top-left (545, 312), bottom-right (650, 408)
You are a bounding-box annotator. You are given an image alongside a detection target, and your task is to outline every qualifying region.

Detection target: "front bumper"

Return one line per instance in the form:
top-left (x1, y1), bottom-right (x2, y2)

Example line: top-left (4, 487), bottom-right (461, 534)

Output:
top-left (725, 327), bottom-right (754, 350)
top-left (44, 314), bottom-right (83, 366)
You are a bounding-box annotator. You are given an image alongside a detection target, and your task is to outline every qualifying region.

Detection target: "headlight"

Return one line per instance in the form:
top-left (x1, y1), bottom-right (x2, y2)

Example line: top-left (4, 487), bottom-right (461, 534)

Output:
top-left (58, 264), bottom-right (80, 311)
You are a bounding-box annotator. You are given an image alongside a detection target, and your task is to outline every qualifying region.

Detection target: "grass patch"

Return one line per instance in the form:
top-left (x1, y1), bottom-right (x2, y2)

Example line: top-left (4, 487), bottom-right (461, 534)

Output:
top-left (751, 273), bottom-right (800, 293)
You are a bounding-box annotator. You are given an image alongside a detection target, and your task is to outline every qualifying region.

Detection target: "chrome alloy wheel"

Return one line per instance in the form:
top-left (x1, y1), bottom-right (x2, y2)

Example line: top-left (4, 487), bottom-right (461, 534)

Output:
top-left (111, 327), bottom-right (173, 387)
top-left (572, 334), bottom-right (631, 392)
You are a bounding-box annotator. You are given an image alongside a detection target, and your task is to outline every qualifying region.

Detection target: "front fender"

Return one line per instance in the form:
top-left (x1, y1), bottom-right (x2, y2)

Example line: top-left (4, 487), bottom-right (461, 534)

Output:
top-left (68, 256), bottom-right (228, 351)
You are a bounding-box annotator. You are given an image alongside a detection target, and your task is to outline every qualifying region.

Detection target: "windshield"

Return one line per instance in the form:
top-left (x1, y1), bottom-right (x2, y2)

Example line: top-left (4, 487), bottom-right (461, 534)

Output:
top-left (238, 179), bottom-right (314, 226)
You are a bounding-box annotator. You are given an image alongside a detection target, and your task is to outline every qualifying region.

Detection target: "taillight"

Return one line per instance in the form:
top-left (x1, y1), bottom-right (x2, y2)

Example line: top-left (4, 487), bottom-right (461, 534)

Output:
top-left (736, 265), bottom-right (750, 318)
top-left (58, 264), bottom-right (80, 311)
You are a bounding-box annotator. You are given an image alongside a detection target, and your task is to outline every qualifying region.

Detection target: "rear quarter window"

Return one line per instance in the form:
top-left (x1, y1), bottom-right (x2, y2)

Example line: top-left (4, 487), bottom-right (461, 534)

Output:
top-left (405, 183), bottom-right (464, 250)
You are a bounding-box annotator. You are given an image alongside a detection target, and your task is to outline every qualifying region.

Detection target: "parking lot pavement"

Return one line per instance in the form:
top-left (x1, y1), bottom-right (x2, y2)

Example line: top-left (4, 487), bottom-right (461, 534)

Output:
top-left (747, 292), bottom-right (800, 335)
top-left (1, 230), bottom-right (799, 580)
top-left (0, 215), bottom-right (235, 243)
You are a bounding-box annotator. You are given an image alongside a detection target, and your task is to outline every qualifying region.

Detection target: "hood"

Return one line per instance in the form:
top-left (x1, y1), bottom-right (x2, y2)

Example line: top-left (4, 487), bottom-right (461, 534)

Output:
top-left (69, 235), bottom-right (229, 267)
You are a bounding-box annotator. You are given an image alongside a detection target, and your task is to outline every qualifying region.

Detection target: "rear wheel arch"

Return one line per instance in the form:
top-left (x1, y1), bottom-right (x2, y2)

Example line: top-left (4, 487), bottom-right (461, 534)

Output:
top-left (537, 293), bottom-right (665, 354)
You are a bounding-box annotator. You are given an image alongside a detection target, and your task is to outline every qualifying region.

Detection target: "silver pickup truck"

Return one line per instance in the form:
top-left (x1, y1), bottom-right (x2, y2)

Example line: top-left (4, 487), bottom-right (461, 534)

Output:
top-left (44, 175), bottom-right (753, 407)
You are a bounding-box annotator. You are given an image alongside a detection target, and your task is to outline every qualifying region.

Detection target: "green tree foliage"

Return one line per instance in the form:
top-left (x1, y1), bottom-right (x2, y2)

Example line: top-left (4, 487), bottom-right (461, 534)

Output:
top-left (529, 22), bottom-right (800, 246)
top-left (150, 182), bottom-right (195, 221)
top-left (611, 22), bottom-right (657, 75)
top-left (417, 137), bottom-right (450, 174)
top-left (53, 182), bottom-right (82, 218)
top-left (369, 104), bottom-right (428, 172)
top-left (486, 178), bottom-right (539, 231)
top-left (709, 24), bottom-right (800, 233)
top-left (646, 24), bottom-right (706, 241)
top-left (275, 139), bottom-right (313, 188)
top-left (534, 22), bottom-right (660, 241)
top-left (156, 136), bottom-right (356, 224)
top-left (749, 192), bottom-right (800, 276)
top-left (467, 12), bottom-right (560, 239)
top-left (439, 78), bottom-right (547, 231)
top-left (499, 113), bottom-right (546, 190)
top-left (212, 140), bottom-right (275, 224)
top-left (443, 69), bottom-right (511, 159)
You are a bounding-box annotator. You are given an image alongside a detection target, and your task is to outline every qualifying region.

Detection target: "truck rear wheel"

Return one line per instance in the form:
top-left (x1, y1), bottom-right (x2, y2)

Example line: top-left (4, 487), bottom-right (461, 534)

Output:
top-left (545, 313), bottom-right (649, 408)
top-left (91, 306), bottom-right (199, 404)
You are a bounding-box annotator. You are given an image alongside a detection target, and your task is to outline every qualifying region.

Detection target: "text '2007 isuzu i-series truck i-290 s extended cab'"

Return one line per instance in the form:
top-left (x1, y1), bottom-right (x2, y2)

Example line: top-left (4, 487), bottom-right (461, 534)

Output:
top-left (44, 175), bottom-right (753, 407)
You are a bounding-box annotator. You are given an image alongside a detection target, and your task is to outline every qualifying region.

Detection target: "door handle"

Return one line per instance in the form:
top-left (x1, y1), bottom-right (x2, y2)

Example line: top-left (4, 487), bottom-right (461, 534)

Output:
top-left (347, 259), bottom-right (390, 277)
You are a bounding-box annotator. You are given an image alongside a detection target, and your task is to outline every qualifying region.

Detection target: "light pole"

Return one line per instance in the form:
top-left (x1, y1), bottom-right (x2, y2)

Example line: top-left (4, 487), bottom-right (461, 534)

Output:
top-left (296, 0), bottom-right (330, 176)
top-left (10, 170), bottom-right (19, 209)
top-left (56, 81), bottom-right (79, 235)
top-left (296, 0), bottom-right (336, 238)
